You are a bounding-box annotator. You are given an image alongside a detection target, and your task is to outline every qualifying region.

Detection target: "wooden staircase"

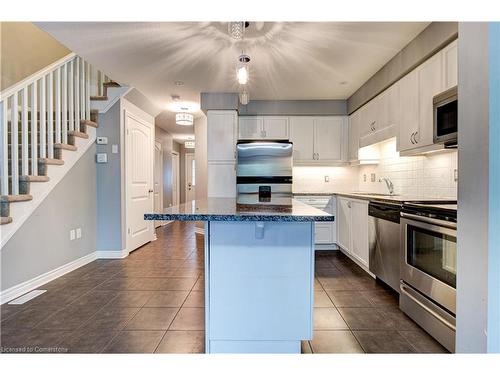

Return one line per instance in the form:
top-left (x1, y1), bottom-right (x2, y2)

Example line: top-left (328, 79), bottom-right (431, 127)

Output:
top-left (0, 53), bottom-right (119, 227)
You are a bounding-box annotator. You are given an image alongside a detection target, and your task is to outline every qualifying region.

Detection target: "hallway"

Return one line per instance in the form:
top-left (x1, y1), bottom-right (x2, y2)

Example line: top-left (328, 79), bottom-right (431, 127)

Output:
top-left (0, 222), bottom-right (445, 353)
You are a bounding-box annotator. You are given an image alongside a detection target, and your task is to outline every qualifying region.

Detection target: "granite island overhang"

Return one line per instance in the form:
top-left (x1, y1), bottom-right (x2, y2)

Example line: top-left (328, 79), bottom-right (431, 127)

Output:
top-left (144, 198), bottom-right (334, 354)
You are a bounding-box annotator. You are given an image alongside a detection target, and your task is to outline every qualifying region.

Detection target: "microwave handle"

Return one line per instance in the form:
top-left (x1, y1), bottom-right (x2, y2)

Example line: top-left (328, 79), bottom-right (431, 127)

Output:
top-left (400, 284), bottom-right (456, 332)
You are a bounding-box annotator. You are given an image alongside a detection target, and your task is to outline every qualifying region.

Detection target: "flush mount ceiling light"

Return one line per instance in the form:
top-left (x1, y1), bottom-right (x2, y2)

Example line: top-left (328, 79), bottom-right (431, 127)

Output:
top-left (236, 54), bottom-right (250, 85)
top-left (176, 112), bottom-right (194, 126)
top-left (228, 22), bottom-right (249, 40)
top-left (184, 140), bottom-right (195, 149)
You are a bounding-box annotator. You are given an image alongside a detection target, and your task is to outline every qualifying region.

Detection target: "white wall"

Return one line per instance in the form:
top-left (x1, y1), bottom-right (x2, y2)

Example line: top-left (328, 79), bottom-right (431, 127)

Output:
top-left (358, 139), bottom-right (458, 198)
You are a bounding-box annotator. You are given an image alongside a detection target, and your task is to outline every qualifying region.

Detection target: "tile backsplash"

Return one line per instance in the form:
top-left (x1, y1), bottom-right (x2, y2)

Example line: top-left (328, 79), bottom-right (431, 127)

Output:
top-left (293, 166), bottom-right (358, 193)
top-left (358, 139), bottom-right (458, 198)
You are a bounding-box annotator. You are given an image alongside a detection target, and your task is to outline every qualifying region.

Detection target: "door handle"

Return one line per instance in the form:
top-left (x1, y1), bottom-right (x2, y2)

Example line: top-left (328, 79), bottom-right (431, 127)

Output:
top-left (148, 189), bottom-right (153, 193)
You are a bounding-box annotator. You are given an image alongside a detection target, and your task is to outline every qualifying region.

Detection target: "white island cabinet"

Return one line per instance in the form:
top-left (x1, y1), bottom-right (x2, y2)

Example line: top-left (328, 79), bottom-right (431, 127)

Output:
top-left (145, 198), bottom-right (334, 353)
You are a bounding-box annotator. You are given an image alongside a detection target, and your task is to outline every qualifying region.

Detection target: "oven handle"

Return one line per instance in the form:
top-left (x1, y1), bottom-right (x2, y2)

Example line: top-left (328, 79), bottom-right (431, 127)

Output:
top-left (401, 212), bottom-right (457, 229)
top-left (400, 284), bottom-right (456, 332)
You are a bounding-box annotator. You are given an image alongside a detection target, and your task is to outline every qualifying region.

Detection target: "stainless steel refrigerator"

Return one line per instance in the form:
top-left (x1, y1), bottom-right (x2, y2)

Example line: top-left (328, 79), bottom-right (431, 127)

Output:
top-left (236, 141), bottom-right (293, 207)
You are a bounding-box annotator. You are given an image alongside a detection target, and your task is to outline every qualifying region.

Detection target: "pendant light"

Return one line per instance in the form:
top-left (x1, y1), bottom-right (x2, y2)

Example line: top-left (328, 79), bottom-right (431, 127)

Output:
top-left (236, 54), bottom-right (250, 85)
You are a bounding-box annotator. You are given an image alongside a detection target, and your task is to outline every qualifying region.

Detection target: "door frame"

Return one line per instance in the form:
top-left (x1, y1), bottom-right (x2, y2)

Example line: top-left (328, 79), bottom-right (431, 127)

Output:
top-left (185, 152), bottom-right (195, 202)
top-left (154, 140), bottom-right (163, 228)
top-left (172, 151), bottom-right (180, 207)
top-left (124, 108), bottom-right (155, 253)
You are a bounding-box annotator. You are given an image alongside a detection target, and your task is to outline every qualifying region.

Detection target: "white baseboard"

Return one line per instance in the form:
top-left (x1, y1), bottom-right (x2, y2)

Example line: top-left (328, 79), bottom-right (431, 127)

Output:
top-left (0, 251), bottom-right (97, 304)
top-left (194, 227), bottom-right (205, 235)
top-left (0, 248), bottom-right (131, 304)
top-left (95, 249), bottom-right (129, 259)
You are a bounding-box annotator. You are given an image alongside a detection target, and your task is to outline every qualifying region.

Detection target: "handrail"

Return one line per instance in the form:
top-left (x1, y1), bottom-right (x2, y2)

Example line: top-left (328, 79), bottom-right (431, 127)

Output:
top-left (0, 53), bottom-right (76, 100)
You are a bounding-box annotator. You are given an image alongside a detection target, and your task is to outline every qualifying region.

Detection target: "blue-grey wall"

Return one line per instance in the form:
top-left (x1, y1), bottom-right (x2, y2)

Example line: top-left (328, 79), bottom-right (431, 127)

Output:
top-left (1, 145), bottom-right (97, 291)
top-left (96, 101), bottom-right (123, 251)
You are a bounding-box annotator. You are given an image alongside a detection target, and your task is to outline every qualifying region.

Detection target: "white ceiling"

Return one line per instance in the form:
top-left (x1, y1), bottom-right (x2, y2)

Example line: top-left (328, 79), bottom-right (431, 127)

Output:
top-left (37, 22), bottom-right (429, 140)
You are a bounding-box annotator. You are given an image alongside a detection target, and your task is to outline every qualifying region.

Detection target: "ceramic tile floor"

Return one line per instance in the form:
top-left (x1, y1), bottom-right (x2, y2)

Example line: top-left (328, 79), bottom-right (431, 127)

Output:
top-left (0, 222), bottom-right (448, 354)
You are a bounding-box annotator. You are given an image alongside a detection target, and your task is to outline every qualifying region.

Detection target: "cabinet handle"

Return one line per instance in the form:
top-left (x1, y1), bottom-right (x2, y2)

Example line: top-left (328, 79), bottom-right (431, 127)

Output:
top-left (347, 201), bottom-right (351, 208)
top-left (410, 132), bottom-right (415, 144)
top-left (414, 131), bottom-right (419, 144)
top-left (317, 153), bottom-right (320, 160)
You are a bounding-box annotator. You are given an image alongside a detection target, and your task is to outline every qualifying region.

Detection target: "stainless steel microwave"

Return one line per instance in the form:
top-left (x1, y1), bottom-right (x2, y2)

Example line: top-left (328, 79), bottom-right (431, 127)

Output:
top-left (433, 86), bottom-right (458, 147)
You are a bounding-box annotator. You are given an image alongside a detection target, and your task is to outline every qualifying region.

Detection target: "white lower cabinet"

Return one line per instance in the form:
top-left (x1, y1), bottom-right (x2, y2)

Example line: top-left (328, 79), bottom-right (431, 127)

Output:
top-left (336, 196), bottom-right (369, 269)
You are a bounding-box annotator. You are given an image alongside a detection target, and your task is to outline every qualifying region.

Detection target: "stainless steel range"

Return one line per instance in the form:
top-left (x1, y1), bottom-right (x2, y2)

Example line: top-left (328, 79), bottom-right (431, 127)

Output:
top-left (236, 141), bottom-right (293, 207)
top-left (400, 202), bottom-right (457, 352)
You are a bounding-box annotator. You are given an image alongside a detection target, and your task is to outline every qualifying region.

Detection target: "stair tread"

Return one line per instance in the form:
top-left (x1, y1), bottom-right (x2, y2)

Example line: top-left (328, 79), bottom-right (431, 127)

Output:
top-left (54, 143), bottom-right (77, 151)
top-left (7, 157), bottom-right (65, 164)
top-left (81, 119), bottom-right (98, 128)
top-left (19, 175), bottom-right (50, 182)
top-left (68, 130), bottom-right (89, 139)
top-left (103, 81), bottom-right (121, 88)
top-left (0, 217), bottom-right (13, 225)
top-left (0, 194), bottom-right (33, 203)
top-left (90, 96), bottom-right (108, 101)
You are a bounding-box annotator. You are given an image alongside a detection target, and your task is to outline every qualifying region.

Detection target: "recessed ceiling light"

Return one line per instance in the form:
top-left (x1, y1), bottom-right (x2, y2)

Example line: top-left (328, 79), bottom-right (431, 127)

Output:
top-left (340, 81), bottom-right (348, 85)
top-left (174, 81), bottom-right (184, 86)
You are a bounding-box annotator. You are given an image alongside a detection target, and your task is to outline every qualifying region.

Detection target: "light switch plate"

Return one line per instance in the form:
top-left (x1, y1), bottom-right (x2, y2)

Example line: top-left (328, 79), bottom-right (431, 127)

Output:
top-left (363, 174), bottom-right (367, 182)
top-left (70, 229), bottom-right (76, 241)
top-left (76, 228), bottom-right (82, 239)
top-left (112, 144), bottom-right (119, 154)
top-left (324, 175), bottom-right (329, 182)
top-left (96, 153), bottom-right (108, 163)
top-left (371, 173), bottom-right (376, 182)
top-left (96, 137), bottom-right (108, 145)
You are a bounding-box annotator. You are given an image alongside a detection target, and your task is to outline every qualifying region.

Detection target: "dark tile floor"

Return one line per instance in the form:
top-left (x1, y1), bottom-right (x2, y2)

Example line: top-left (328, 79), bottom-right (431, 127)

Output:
top-left (0, 222), bottom-right (448, 354)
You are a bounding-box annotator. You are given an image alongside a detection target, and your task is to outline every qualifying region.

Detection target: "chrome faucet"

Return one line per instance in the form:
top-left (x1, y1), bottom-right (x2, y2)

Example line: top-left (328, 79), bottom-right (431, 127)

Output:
top-left (379, 177), bottom-right (395, 195)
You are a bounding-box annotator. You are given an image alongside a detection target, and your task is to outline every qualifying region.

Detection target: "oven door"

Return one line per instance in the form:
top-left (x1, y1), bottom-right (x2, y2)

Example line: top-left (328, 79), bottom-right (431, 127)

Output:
top-left (400, 214), bottom-right (457, 314)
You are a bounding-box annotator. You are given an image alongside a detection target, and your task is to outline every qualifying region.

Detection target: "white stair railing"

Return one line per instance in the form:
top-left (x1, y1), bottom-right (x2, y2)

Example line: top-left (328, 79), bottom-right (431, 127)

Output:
top-left (0, 53), bottom-right (107, 197)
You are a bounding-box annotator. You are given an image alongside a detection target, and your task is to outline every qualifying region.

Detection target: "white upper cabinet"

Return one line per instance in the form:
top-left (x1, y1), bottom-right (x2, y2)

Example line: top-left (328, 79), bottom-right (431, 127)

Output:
top-left (290, 116), bottom-right (347, 164)
top-left (262, 116), bottom-right (289, 139)
top-left (387, 81), bottom-right (400, 127)
top-left (398, 69), bottom-right (420, 152)
top-left (238, 116), bottom-right (263, 139)
top-left (348, 110), bottom-right (361, 161)
top-left (313, 117), bottom-right (345, 162)
top-left (442, 39), bottom-right (458, 90)
top-left (207, 110), bottom-right (237, 162)
top-left (238, 116), bottom-right (289, 140)
top-left (289, 117), bottom-right (315, 162)
top-left (417, 52), bottom-right (444, 147)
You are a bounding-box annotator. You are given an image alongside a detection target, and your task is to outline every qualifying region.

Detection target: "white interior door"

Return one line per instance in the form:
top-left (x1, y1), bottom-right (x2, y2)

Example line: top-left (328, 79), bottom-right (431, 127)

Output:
top-left (126, 111), bottom-right (154, 251)
top-left (153, 141), bottom-right (163, 228)
top-left (185, 153), bottom-right (196, 202)
top-left (172, 152), bottom-right (180, 206)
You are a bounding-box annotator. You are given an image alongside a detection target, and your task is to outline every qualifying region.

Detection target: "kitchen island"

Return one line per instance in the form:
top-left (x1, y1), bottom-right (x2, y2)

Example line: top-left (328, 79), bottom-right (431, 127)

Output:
top-left (145, 198), bottom-right (334, 354)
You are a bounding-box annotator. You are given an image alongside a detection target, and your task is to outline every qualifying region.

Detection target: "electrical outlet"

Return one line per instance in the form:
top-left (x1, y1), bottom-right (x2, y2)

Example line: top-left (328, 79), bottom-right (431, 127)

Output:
top-left (76, 228), bottom-right (82, 239)
top-left (454, 169), bottom-right (458, 182)
top-left (96, 137), bottom-right (108, 145)
top-left (96, 153), bottom-right (108, 163)
top-left (70, 229), bottom-right (76, 241)
top-left (363, 174), bottom-right (367, 182)
top-left (371, 173), bottom-right (376, 182)
top-left (324, 175), bottom-right (329, 183)
top-left (112, 144), bottom-right (119, 154)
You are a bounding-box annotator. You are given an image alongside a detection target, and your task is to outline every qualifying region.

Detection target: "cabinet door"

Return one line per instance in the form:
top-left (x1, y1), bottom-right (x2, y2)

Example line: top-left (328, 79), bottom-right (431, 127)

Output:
top-left (398, 70), bottom-right (420, 151)
top-left (417, 52), bottom-right (444, 147)
top-left (442, 39), bottom-right (458, 90)
top-left (313, 117), bottom-right (343, 162)
top-left (348, 111), bottom-right (360, 161)
top-left (239, 116), bottom-right (263, 140)
top-left (337, 198), bottom-right (351, 253)
top-left (350, 200), bottom-right (369, 267)
top-left (315, 222), bottom-right (334, 244)
top-left (359, 101), bottom-right (376, 137)
top-left (208, 111), bottom-right (237, 161)
top-left (375, 90), bottom-right (389, 131)
top-left (289, 116), bottom-right (315, 162)
top-left (387, 82), bottom-right (400, 127)
top-left (263, 116), bottom-right (289, 139)
top-left (208, 163), bottom-right (236, 198)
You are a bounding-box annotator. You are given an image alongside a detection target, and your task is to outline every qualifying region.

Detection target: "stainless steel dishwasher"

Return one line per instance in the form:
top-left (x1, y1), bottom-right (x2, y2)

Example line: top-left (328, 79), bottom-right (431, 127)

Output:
top-left (368, 201), bottom-right (402, 293)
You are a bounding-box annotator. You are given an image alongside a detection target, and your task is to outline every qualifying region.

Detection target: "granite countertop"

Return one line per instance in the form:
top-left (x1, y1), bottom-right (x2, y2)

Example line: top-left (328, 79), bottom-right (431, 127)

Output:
top-left (144, 198), bottom-right (334, 222)
top-left (294, 192), bottom-right (457, 203)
